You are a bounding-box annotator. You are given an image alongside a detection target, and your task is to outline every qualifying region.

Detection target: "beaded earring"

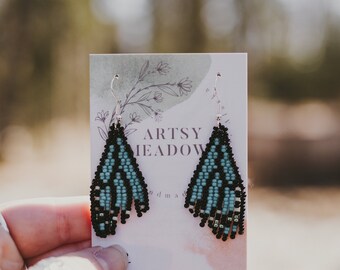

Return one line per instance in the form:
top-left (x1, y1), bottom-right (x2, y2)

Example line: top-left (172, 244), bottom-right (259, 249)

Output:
top-left (184, 73), bottom-right (246, 241)
top-left (90, 74), bottom-right (150, 238)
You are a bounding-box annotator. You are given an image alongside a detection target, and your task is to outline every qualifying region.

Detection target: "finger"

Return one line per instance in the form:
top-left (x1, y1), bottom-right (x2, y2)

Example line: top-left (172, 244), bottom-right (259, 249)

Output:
top-left (28, 245), bottom-right (128, 270)
top-left (26, 240), bottom-right (91, 267)
top-left (0, 226), bottom-right (25, 270)
top-left (2, 196), bottom-right (91, 258)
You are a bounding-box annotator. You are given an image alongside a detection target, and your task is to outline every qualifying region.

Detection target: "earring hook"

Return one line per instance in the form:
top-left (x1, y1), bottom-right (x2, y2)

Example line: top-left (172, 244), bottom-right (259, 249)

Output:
top-left (110, 74), bottom-right (122, 123)
top-left (214, 72), bottom-right (222, 125)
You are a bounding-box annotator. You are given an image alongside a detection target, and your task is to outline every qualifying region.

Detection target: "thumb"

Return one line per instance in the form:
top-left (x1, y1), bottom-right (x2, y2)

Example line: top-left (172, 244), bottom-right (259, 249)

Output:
top-left (28, 245), bottom-right (128, 270)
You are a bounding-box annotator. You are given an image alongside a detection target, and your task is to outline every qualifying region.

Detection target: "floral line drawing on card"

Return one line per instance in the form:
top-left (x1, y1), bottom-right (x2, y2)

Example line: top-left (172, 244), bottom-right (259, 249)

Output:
top-left (95, 60), bottom-right (193, 140)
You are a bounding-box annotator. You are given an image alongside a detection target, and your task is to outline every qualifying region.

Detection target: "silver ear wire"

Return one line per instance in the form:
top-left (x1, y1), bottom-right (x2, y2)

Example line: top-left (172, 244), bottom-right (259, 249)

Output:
top-left (214, 72), bottom-right (222, 125)
top-left (110, 74), bottom-right (122, 123)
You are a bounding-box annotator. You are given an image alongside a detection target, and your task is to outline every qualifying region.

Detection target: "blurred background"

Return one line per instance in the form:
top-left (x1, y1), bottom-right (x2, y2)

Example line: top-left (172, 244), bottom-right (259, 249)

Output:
top-left (0, 0), bottom-right (339, 269)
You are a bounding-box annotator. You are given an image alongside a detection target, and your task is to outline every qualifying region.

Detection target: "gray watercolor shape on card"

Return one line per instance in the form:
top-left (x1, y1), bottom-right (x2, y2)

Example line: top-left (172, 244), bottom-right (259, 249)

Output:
top-left (90, 54), bottom-right (211, 139)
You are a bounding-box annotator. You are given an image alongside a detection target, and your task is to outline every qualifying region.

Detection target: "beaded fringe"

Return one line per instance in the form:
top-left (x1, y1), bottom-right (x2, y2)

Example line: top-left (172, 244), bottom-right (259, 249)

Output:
top-left (90, 122), bottom-right (149, 238)
top-left (184, 124), bottom-right (246, 241)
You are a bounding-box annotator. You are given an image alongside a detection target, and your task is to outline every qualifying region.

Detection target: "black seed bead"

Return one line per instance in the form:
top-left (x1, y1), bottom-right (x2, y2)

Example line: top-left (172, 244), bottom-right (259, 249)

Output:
top-left (212, 226), bottom-right (218, 235)
top-left (216, 231), bottom-right (223, 239)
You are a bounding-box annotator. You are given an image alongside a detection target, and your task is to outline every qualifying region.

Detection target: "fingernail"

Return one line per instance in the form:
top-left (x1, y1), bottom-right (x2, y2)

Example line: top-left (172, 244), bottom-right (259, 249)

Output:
top-left (95, 245), bottom-right (128, 270)
top-left (110, 244), bottom-right (128, 257)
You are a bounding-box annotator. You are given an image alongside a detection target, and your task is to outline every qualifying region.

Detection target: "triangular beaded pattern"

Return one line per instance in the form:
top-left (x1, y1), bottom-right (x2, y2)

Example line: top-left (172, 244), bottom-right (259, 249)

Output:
top-left (184, 124), bottom-right (246, 241)
top-left (90, 122), bottom-right (149, 238)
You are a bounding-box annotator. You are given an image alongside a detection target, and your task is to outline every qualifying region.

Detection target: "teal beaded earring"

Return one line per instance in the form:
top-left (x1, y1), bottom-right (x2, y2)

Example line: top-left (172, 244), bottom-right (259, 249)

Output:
top-left (90, 75), bottom-right (150, 238)
top-left (184, 73), bottom-right (246, 241)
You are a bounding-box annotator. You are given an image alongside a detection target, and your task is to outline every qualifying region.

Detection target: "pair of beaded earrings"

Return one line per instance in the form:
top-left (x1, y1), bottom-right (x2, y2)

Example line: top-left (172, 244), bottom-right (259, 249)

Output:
top-left (90, 73), bottom-right (246, 241)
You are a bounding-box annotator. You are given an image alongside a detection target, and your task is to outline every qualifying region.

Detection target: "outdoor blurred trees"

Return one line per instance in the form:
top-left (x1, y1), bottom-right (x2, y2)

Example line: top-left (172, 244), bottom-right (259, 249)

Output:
top-left (0, 0), bottom-right (116, 159)
top-left (0, 0), bottom-right (339, 170)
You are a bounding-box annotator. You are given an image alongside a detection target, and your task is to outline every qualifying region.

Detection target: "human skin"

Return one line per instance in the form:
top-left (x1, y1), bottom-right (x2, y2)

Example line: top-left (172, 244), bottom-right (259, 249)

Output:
top-left (0, 197), bottom-right (128, 270)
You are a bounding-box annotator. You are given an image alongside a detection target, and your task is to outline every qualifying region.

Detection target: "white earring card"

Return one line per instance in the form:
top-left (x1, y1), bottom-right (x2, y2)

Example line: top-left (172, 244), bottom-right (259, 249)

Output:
top-left (90, 53), bottom-right (247, 270)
